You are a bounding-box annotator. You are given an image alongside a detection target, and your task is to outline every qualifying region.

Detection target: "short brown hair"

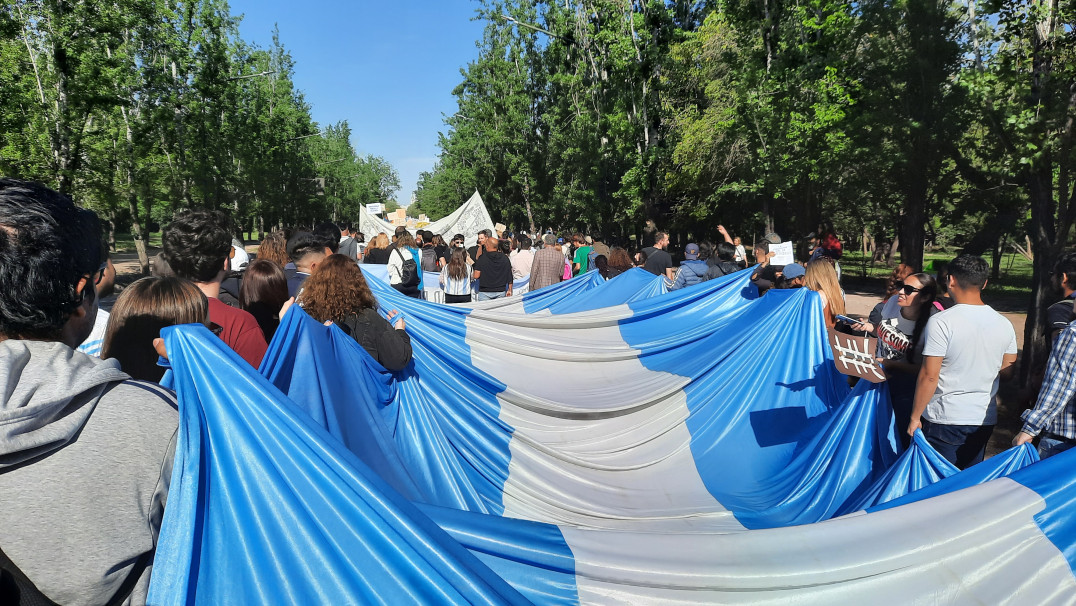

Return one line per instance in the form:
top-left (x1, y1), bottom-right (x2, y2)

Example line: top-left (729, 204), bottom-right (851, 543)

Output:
top-left (101, 276), bottom-right (208, 382)
top-left (297, 254), bottom-right (378, 323)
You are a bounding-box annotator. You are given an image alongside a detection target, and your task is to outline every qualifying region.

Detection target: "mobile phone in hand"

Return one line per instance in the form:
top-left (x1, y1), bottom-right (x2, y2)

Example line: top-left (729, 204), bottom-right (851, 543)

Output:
top-left (835, 314), bottom-right (859, 325)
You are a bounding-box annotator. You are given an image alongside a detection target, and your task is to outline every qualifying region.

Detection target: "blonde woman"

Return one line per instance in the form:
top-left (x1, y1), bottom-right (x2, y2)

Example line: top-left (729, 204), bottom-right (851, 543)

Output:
top-left (364, 233), bottom-right (391, 264)
top-left (804, 259), bottom-right (845, 328)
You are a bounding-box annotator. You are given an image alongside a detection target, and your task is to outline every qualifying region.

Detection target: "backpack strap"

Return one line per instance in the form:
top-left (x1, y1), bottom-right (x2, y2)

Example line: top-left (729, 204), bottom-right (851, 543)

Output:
top-left (0, 544), bottom-right (60, 606)
top-left (105, 551), bottom-right (151, 606)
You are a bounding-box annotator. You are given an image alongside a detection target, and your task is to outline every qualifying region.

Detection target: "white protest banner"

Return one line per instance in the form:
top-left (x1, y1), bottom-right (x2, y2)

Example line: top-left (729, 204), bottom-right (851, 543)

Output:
top-left (366, 203), bottom-right (383, 215)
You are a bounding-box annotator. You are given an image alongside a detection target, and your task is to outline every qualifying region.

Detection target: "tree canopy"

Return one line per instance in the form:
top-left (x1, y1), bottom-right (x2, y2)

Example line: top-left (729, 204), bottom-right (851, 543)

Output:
top-left (416, 0), bottom-right (1075, 377)
top-left (0, 0), bottom-right (399, 270)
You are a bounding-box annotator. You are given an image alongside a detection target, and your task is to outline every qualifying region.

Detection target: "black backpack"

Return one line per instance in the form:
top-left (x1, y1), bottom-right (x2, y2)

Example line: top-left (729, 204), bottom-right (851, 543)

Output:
top-left (393, 248), bottom-right (421, 288)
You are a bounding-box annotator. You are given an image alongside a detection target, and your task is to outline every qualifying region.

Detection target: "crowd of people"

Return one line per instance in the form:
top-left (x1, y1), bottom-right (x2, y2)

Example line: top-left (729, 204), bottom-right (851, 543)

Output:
top-left (3, 176), bottom-right (1076, 602)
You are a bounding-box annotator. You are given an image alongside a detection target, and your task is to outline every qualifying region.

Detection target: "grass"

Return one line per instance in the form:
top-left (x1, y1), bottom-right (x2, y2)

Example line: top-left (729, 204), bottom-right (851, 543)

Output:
top-left (840, 249), bottom-right (1034, 300)
top-left (111, 231), bottom-right (163, 252)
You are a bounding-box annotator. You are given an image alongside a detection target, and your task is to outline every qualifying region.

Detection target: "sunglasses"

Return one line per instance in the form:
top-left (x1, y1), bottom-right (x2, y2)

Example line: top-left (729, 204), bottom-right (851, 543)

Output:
top-left (900, 284), bottom-right (921, 295)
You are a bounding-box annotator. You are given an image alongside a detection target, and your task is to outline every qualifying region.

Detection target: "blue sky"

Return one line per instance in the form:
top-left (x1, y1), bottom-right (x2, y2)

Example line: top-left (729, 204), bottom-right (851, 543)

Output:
top-left (228, 0), bottom-right (485, 207)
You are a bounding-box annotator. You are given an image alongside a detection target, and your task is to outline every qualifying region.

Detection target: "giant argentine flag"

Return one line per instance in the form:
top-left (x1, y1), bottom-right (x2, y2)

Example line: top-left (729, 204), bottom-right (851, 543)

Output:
top-left (149, 268), bottom-right (1076, 603)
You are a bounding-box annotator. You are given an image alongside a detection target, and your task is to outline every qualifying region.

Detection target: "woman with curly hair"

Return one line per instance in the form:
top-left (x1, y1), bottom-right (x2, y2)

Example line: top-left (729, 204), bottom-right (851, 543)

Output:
top-left (606, 247), bottom-right (633, 279)
top-left (256, 231), bottom-right (290, 267)
top-left (297, 254), bottom-right (412, 370)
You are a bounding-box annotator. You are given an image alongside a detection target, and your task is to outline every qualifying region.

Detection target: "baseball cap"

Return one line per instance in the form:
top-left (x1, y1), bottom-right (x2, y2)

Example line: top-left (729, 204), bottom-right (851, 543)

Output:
top-left (685, 243), bottom-right (700, 260)
top-left (782, 263), bottom-right (806, 279)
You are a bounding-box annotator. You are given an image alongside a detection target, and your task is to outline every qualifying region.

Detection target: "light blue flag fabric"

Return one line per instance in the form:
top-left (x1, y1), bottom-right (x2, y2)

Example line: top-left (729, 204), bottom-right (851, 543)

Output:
top-left (264, 274), bottom-right (900, 529)
top-left (836, 429), bottom-right (959, 515)
top-left (259, 307), bottom-right (423, 500)
top-left (147, 282), bottom-right (1076, 602)
top-left (869, 440), bottom-right (1040, 513)
top-left (148, 323), bottom-right (529, 605)
top-left (543, 267), bottom-right (668, 314)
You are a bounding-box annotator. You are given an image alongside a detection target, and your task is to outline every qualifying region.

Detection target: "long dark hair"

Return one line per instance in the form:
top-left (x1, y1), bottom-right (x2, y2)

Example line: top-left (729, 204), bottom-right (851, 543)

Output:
top-left (446, 246), bottom-right (469, 281)
top-left (906, 272), bottom-right (938, 363)
top-left (239, 259), bottom-right (289, 342)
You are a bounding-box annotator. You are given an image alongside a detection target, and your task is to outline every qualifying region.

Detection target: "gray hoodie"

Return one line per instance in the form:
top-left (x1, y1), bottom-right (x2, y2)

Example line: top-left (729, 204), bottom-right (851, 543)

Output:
top-left (0, 340), bottom-right (178, 605)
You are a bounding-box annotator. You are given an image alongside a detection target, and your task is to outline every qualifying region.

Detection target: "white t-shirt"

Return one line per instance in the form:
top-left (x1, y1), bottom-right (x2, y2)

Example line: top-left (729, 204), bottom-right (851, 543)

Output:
top-left (77, 308), bottom-right (110, 357)
top-left (734, 244), bottom-right (747, 263)
top-left (921, 304), bottom-right (1018, 425)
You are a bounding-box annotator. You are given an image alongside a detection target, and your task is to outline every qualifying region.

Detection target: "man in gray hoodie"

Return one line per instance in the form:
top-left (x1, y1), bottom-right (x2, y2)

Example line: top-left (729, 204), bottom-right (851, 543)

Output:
top-left (0, 179), bottom-right (179, 605)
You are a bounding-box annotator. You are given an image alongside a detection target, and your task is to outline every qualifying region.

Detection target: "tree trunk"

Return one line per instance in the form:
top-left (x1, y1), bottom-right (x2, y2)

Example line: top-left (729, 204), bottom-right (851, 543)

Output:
top-left (992, 234), bottom-right (1006, 279)
top-left (887, 234), bottom-right (900, 267)
top-left (1021, 169), bottom-right (1059, 385)
top-left (51, 3), bottom-right (73, 194)
top-left (126, 187), bottom-right (150, 275)
top-left (901, 172), bottom-right (928, 271)
top-left (523, 174), bottom-right (536, 236)
top-left (107, 212), bottom-right (117, 252)
top-left (119, 105), bottom-right (149, 274)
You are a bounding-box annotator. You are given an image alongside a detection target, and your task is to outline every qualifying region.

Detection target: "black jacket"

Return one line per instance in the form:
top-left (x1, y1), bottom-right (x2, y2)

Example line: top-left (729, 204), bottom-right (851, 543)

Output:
top-left (337, 308), bottom-right (413, 371)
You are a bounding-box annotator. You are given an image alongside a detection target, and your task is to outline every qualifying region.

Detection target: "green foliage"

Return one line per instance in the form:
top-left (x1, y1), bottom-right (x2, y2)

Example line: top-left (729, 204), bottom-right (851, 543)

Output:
top-left (419, 0), bottom-right (1070, 276)
top-left (0, 1), bottom-right (398, 251)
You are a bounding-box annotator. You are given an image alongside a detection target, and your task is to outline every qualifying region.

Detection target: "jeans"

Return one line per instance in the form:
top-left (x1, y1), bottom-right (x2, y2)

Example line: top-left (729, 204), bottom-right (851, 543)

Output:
top-left (1038, 436), bottom-right (1076, 460)
top-left (476, 290), bottom-right (505, 301)
top-left (921, 419), bottom-right (993, 470)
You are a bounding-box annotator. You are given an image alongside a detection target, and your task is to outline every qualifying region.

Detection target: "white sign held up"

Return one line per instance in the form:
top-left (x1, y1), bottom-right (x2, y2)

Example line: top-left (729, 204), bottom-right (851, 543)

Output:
top-left (770, 241), bottom-right (795, 265)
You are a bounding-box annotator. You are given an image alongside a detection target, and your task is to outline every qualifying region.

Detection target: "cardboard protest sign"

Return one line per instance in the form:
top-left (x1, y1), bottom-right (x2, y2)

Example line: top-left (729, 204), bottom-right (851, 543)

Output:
top-left (827, 329), bottom-right (886, 383)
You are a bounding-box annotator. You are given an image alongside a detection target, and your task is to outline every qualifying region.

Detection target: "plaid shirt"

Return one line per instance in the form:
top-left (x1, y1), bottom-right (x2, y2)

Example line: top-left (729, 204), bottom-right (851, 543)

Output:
top-left (1022, 323), bottom-right (1076, 438)
top-left (528, 247), bottom-right (565, 291)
